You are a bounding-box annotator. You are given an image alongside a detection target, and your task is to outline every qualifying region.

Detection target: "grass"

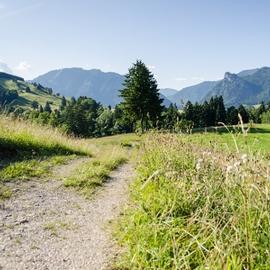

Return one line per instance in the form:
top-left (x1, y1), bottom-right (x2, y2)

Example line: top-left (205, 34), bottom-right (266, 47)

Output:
top-left (0, 115), bottom-right (141, 199)
top-left (0, 77), bottom-right (62, 110)
top-left (0, 115), bottom-right (94, 158)
top-left (43, 221), bottom-right (76, 236)
top-left (0, 115), bottom-right (95, 199)
top-left (184, 123), bottom-right (270, 157)
top-left (116, 131), bottom-right (270, 269)
top-left (0, 155), bottom-right (75, 182)
top-left (64, 134), bottom-right (141, 196)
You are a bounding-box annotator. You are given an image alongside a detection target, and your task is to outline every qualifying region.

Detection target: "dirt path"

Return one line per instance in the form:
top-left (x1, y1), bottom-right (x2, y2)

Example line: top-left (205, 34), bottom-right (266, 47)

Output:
top-left (0, 158), bottom-right (134, 270)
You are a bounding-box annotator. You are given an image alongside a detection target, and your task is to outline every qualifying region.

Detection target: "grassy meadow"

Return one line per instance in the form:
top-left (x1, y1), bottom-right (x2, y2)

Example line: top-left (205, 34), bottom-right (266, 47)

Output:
top-left (182, 124), bottom-right (270, 157)
top-left (0, 115), bottom-right (140, 199)
top-left (64, 133), bottom-right (141, 197)
top-left (2, 112), bottom-right (270, 268)
top-left (116, 126), bottom-right (270, 269)
top-left (0, 77), bottom-right (62, 110)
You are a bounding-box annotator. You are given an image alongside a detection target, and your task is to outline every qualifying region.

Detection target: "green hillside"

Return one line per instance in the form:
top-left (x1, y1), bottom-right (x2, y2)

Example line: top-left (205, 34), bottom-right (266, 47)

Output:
top-left (0, 72), bottom-right (62, 110)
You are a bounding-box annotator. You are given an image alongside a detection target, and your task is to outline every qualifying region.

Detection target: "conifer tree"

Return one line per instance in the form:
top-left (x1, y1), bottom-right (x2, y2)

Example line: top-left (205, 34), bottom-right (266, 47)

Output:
top-left (44, 101), bottom-right (52, 113)
top-left (60, 96), bottom-right (67, 110)
top-left (120, 60), bottom-right (163, 132)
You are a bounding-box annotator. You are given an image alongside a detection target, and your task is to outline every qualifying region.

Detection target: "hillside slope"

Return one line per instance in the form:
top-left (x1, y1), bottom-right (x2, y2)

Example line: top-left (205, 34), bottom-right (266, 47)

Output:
top-left (169, 81), bottom-right (218, 107)
top-left (169, 66), bottom-right (270, 107)
top-left (204, 72), bottom-right (262, 106)
top-left (0, 72), bottom-right (62, 109)
top-left (33, 68), bottom-right (123, 106)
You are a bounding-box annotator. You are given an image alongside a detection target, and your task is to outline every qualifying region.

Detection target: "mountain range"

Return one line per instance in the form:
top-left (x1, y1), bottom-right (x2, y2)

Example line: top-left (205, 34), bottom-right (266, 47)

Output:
top-left (33, 66), bottom-right (270, 108)
top-left (0, 62), bottom-right (266, 108)
top-left (165, 67), bottom-right (270, 107)
top-left (33, 68), bottom-right (172, 107)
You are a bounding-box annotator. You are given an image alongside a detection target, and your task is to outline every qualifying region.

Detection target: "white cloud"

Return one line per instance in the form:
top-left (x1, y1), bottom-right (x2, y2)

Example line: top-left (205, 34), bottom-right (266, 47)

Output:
top-left (15, 61), bottom-right (31, 72)
top-left (0, 4), bottom-right (5, 10)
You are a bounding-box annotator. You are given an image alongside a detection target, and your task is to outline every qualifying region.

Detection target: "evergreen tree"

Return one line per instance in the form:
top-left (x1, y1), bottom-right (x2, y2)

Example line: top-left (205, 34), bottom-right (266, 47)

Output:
top-left (226, 106), bottom-right (239, 125)
top-left (31, 100), bottom-right (39, 110)
top-left (215, 96), bottom-right (226, 124)
top-left (70, 97), bottom-right (76, 105)
top-left (183, 101), bottom-right (194, 123)
top-left (254, 101), bottom-right (267, 123)
top-left (60, 96), bottom-right (67, 110)
top-left (238, 105), bottom-right (249, 123)
top-left (39, 105), bottom-right (44, 113)
top-left (163, 103), bottom-right (179, 131)
top-left (44, 101), bottom-right (52, 113)
top-left (120, 60), bottom-right (164, 132)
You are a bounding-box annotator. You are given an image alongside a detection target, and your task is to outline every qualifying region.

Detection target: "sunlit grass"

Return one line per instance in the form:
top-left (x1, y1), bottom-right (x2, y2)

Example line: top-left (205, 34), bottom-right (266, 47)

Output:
top-left (0, 115), bottom-right (94, 158)
top-left (183, 123), bottom-right (270, 156)
top-left (116, 132), bottom-right (270, 269)
top-left (0, 115), bottom-right (141, 199)
top-left (64, 144), bottom-right (129, 197)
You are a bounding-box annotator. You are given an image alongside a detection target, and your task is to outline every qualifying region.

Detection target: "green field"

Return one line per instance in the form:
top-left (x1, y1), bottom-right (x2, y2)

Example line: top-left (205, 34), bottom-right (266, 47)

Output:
top-left (184, 124), bottom-right (270, 156)
top-left (116, 126), bottom-right (270, 269)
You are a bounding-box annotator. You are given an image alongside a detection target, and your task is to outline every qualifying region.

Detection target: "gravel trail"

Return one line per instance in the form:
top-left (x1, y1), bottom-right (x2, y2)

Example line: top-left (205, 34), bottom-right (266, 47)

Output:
top-left (0, 158), bottom-right (134, 270)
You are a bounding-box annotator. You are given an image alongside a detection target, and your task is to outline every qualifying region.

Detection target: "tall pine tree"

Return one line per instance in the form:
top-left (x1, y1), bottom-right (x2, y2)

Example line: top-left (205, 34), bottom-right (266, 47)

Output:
top-left (120, 60), bottom-right (164, 132)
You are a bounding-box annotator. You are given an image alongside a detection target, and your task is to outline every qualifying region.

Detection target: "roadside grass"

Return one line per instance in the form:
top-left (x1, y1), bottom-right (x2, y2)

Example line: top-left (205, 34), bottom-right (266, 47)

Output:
top-left (0, 155), bottom-right (76, 182)
top-left (64, 133), bottom-right (142, 196)
top-left (0, 115), bottom-right (94, 159)
top-left (0, 115), bottom-right (94, 199)
top-left (0, 115), bottom-right (141, 199)
top-left (116, 132), bottom-right (270, 269)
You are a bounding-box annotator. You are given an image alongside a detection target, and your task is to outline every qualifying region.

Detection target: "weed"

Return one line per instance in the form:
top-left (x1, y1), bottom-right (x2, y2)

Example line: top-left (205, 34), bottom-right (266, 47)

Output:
top-left (116, 133), bottom-right (270, 269)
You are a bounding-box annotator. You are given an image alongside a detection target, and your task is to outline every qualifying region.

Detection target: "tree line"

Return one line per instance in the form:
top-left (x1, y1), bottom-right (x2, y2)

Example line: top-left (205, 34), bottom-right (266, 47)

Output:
top-left (2, 60), bottom-right (270, 137)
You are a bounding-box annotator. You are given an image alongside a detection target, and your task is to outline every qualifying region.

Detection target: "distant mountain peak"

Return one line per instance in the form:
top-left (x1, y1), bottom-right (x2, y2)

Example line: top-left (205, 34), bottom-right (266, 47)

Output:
top-left (224, 72), bottom-right (238, 81)
top-left (33, 68), bottom-right (170, 107)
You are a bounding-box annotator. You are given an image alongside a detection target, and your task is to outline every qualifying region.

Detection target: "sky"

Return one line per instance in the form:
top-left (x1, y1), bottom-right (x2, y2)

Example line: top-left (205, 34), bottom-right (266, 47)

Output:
top-left (0, 0), bottom-right (270, 89)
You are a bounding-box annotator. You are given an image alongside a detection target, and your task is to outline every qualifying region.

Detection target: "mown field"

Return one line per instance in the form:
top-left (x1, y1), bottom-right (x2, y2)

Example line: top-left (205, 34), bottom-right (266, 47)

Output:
top-left (116, 125), bottom-right (270, 269)
top-left (186, 124), bottom-right (270, 156)
top-left (0, 115), bottom-right (140, 200)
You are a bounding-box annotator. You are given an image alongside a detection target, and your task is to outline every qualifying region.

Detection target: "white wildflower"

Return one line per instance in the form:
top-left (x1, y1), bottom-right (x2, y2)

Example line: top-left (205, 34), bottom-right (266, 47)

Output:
top-left (241, 154), bottom-right (248, 164)
top-left (196, 158), bottom-right (203, 170)
top-left (234, 161), bottom-right (241, 169)
top-left (226, 165), bottom-right (233, 173)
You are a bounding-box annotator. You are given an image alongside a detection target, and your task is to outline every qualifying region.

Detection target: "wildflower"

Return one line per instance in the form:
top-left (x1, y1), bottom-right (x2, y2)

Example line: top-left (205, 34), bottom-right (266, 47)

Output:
top-left (241, 154), bottom-right (248, 164)
top-left (233, 161), bottom-right (241, 169)
top-left (226, 165), bottom-right (233, 173)
top-left (196, 158), bottom-right (203, 170)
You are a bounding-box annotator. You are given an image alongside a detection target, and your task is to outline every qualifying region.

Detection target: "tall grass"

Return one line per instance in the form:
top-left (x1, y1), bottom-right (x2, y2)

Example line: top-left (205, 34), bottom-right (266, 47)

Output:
top-left (116, 133), bottom-right (270, 269)
top-left (0, 115), bottom-right (93, 158)
top-left (64, 143), bottom-right (132, 197)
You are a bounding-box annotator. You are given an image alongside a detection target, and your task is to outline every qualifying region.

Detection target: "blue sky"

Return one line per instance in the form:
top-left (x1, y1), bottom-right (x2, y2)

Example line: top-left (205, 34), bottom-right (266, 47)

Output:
top-left (0, 0), bottom-right (270, 89)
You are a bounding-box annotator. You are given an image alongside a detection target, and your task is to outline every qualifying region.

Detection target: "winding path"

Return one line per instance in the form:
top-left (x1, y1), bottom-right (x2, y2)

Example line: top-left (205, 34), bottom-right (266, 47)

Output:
top-left (0, 158), bottom-right (134, 270)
